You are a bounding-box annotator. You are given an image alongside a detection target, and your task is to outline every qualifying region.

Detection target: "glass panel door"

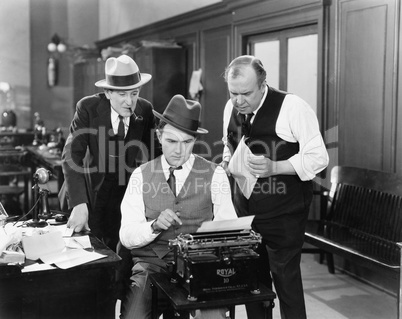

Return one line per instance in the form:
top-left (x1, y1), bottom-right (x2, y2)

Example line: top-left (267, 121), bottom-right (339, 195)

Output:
top-left (247, 25), bottom-right (318, 113)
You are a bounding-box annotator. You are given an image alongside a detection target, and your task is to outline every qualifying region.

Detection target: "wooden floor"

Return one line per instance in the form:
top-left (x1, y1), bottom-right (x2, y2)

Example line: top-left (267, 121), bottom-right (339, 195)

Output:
top-left (236, 254), bottom-right (397, 319)
top-left (116, 254), bottom-right (398, 319)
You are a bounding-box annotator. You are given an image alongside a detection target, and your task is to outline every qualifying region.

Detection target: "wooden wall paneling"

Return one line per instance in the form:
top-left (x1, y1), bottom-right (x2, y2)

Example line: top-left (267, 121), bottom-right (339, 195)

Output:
top-left (134, 47), bottom-right (186, 115)
top-left (397, 0), bottom-right (402, 176)
top-left (175, 32), bottom-right (199, 99)
top-left (199, 25), bottom-right (232, 162)
top-left (73, 58), bottom-right (104, 110)
top-left (336, 0), bottom-right (397, 171)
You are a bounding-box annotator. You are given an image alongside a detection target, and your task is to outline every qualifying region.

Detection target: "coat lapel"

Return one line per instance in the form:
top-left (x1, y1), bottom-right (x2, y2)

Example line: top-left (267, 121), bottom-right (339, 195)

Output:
top-left (126, 101), bottom-right (146, 167)
top-left (95, 98), bottom-right (112, 171)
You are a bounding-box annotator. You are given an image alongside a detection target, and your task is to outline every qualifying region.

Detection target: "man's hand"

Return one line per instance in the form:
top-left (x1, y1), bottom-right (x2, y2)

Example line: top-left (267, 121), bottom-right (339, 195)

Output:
top-left (247, 153), bottom-right (295, 178)
top-left (247, 154), bottom-right (273, 178)
top-left (152, 209), bottom-right (182, 232)
top-left (67, 203), bottom-right (90, 233)
top-left (219, 160), bottom-right (231, 176)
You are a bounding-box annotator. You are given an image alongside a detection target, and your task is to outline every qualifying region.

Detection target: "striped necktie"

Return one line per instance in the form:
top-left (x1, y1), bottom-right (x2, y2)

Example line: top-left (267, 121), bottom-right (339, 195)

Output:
top-left (167, 166), bottom-right (182, 196)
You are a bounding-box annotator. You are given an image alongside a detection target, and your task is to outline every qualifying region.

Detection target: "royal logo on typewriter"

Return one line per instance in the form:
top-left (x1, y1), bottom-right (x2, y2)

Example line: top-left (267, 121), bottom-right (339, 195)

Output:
top-left (217, 268), bottom-right (236, 278)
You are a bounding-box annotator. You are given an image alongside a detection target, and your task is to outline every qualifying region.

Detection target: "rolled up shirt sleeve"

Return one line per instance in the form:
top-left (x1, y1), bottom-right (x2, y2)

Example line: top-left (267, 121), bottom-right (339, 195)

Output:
top-left (277, 94), bottom-right (329, 181)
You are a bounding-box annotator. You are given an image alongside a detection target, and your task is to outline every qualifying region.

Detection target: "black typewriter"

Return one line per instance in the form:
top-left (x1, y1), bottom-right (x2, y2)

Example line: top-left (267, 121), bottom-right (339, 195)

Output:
top-left (168, 228), bottom-right (262, 301)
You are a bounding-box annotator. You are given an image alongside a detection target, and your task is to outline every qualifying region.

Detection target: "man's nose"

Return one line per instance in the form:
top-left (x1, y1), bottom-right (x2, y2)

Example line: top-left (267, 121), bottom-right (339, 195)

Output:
top-left (236, 95), bottom-right (244, 104)
top-left (125, 95), bottom-right (133, 105)
top-left (175, 142), bottom-right (185, 153)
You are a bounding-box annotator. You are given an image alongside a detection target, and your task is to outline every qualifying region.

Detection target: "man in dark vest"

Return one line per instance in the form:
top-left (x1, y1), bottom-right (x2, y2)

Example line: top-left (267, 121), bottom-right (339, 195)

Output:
top-left (59, 54), bottom-right (159, 251)
top-left (221, 55), bottom-right (329, 319)
top-left (119, 94), bottom-right (237, 318)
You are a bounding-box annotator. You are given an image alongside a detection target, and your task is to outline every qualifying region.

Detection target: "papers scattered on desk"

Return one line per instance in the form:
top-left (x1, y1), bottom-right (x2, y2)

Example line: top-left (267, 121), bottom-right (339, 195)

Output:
top-left (40, 248), bottom-right (106, 269)
top-left (63, 227), bottom-right (74, 237)
top-left (21, 263), bottom-right (56, 273)
top-left (22, 230), bottom-right (106, 269)
top-left (196, 216), bottom-right (255, 233)
top-left (22, 231), bottom-right (65, 260)
top-left (0, 248), bottom-right (25, 264)
top-left (65, 236), bottom-right (91, 249)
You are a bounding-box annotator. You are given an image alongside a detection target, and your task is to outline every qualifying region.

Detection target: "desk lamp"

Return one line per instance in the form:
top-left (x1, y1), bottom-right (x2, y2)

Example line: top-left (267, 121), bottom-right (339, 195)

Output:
top-left (26, 168), bottom-right (51, 227)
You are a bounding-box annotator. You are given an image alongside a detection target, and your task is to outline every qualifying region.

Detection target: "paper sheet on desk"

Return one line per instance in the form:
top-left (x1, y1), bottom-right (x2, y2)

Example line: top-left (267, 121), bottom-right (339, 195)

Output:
top-left (22, 231), bottom-right (106, 269)
top-left (40, 249), bottom-right (106, 269)
top-left (228, 137), bottom-right (258, 199)
top-left (196, 216), bottom-right (255, 233)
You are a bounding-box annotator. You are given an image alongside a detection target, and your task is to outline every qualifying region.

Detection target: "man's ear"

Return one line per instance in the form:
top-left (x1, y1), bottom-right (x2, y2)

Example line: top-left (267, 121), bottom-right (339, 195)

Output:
top-left (156, 129), bottom-right (162, 143)
top-left (104, 89), bottom-right (111, 99)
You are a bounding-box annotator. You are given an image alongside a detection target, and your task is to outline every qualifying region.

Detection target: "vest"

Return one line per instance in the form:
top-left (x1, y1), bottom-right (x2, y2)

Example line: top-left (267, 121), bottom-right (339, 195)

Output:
top-left (104, 121), bottom-right (131, 186)
top-left (227, 86), bottom-right (313, 219)
top-left (133, 155), bottom-right (216, 259)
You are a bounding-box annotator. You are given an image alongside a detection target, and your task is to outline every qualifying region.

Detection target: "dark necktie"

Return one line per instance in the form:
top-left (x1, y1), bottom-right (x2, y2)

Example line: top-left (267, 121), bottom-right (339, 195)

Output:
top-left (167, 166), bottom-right (182, 196)
top-left (117, 115), bottom-right (125, 139)
top-left (241, 112), bottom-right (254, 137)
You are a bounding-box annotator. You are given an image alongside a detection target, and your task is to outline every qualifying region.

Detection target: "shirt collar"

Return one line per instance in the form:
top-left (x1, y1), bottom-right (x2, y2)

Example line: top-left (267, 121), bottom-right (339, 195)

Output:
top-left (110, 107), bottom-right (130, 126)
top-left (161, 154), bottom-right (195, 178)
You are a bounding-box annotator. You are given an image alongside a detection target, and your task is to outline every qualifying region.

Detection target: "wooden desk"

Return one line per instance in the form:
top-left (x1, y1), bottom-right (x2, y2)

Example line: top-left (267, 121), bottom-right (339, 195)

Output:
top-left (0, 233), bottom-right (121, 319)
top-left (25, 146), bottom-right (64, 193)
top-left (0, 130), bottom-right (35, 148)
top-left (150, 273), bottom-right (276, 319)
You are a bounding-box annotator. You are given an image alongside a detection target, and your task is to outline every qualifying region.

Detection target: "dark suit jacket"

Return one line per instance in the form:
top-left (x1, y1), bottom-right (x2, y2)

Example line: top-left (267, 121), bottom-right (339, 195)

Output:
top-left (59, 93), bottom-right (157, 211)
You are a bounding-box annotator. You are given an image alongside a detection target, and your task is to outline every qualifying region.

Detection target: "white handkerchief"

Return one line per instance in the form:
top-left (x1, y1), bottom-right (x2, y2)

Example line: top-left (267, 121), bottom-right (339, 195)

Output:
top-left (228, 137), bottom-right (257, 199)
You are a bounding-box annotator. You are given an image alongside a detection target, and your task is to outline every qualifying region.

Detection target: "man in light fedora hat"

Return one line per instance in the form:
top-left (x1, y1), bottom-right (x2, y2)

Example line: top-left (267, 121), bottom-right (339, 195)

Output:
top-left (119, 94), bottom-right (237, 318)
top-left (59, 54), bottom-right (160, 252)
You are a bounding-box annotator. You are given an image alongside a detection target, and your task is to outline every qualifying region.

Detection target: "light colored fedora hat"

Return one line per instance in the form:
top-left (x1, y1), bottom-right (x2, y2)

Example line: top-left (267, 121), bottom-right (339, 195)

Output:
top-left (95, 54), bottom-right (151, 90)
top-left (153, 94), bottom-right (208, 135)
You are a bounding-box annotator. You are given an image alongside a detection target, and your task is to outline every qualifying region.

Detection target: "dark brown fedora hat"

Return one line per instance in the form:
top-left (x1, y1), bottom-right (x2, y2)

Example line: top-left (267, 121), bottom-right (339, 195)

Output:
top-left (153, 95), bottom-right (208, 135)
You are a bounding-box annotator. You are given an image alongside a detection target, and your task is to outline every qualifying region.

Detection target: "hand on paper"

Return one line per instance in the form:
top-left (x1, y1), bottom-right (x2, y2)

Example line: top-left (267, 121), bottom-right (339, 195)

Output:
top-left (247, 153), bottom-right (296, 178)
top-left (67, 203), bottom-right (90, 233)
top-left (247, 153), bottom-right (272, 178)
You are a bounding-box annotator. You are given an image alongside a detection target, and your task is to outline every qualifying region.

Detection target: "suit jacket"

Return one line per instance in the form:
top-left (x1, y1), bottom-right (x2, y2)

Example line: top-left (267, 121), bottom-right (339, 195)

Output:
top-left (59, 93), bottom-right (158, 211)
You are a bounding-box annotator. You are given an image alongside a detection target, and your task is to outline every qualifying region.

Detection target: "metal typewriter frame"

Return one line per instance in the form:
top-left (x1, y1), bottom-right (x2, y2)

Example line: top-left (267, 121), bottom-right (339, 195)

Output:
top-left (169, 229), bottom-right (262, 301)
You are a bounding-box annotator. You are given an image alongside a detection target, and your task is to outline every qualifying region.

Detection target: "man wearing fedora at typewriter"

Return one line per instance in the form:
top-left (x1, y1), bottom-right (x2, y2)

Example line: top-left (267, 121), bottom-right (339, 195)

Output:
top-left (119, 94), bottom-right (237, 318)
top-left (59, 54), bottom-right (159, 251)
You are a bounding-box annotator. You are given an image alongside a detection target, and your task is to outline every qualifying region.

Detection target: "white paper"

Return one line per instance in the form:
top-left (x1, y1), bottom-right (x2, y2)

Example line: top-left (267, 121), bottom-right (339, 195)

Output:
top-left (196, 216), bottom-right (255, 233)
top-left (21, 263), bottom-right (56, 272)
top-left (63, 227), bottom-right (74, 237)
top-left (40, 249), bottom-right (106, 269)
top-left (65, 236), bottom-right (91, 249)
top-left (228, 137), bottom-right (258, 199)
top-left (22, 231), bottom-right (105, 269)
top-left (22, 231), bottom-right (66, 260)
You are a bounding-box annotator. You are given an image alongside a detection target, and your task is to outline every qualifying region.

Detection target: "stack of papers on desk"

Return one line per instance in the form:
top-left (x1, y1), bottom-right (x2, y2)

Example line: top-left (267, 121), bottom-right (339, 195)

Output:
top-left (22, 231), bottom-right (106, 269)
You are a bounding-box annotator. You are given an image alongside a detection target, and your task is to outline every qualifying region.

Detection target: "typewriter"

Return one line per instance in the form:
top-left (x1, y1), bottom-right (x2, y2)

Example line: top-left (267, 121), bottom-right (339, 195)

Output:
top-left (168, 217), bottom-right (262, 301)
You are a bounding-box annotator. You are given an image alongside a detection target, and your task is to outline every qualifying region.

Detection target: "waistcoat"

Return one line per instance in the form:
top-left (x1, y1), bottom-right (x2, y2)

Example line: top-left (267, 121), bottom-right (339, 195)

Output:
top-left (135, 155), bottom-right (216, 259)
top-left (104, 121), bottom-right (132, 185)
top-left (227, 86), bottom-right (313, 219)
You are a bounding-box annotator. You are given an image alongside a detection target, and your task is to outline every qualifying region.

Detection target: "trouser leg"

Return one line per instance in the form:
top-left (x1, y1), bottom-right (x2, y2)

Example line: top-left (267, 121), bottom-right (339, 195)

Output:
top-left (247, 211), bottom-right (309, 319)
